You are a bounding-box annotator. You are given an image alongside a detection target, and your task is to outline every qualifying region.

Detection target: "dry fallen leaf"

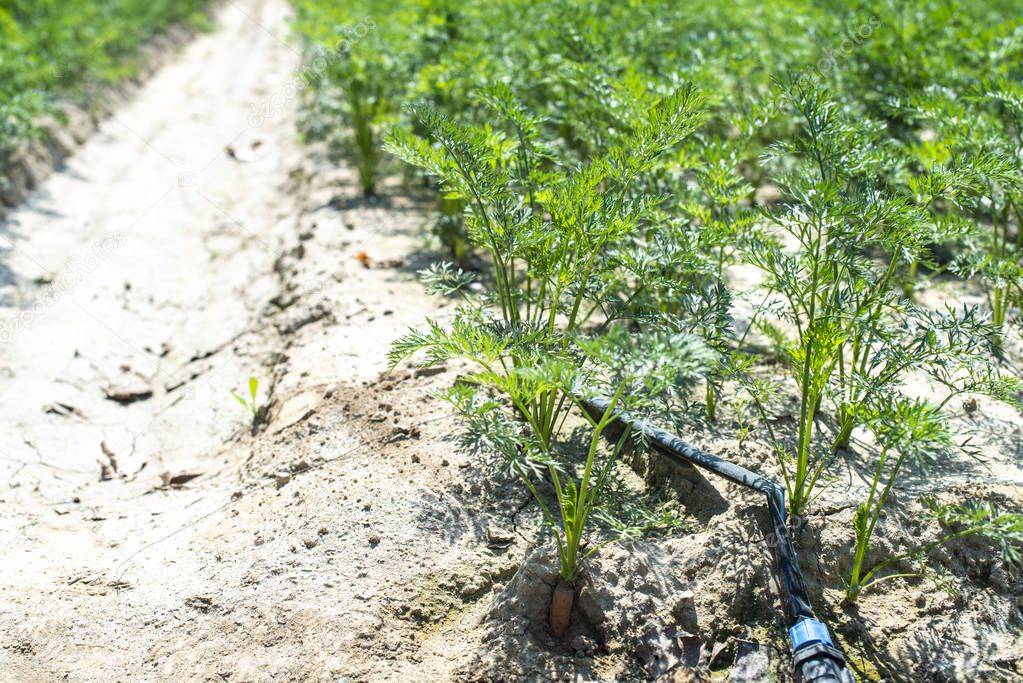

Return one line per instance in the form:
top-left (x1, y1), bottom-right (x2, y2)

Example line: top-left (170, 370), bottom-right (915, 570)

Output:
top-left (160, 471), bottom-right (203, 487)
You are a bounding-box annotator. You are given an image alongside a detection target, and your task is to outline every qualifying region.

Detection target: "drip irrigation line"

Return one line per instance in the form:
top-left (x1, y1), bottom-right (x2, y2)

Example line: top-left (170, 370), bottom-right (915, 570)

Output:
top-left (582, 396), bottom-right (855, 683)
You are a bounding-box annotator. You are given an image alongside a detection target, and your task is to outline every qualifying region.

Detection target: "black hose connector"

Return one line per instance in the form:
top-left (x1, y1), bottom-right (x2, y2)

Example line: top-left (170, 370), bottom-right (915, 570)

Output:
top-left (790, 619), bottom-right (855, 683)
top-left (580, 396), bottom-right (856, 682)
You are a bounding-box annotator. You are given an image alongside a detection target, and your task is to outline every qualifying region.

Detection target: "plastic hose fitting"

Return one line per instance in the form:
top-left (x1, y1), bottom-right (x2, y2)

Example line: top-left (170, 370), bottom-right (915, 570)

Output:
top-left (790, 619), bottom-right (856, 683)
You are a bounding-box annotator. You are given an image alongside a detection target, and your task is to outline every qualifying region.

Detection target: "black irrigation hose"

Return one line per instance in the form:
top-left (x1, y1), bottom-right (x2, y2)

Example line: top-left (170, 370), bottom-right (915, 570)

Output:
top-left (582, 396), bottom-right (855, 683)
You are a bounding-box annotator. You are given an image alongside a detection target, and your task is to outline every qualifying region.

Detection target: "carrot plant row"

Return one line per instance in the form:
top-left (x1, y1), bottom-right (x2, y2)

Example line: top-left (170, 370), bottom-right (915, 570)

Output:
top-left (292, 0), bottom-right (1023, 610)
top-left (0, 0), bottom-right (212, 157)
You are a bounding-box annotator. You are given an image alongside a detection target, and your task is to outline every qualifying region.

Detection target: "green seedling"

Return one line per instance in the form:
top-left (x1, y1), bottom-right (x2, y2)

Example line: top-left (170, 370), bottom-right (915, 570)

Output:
top-left (231, 376), bottom-right (260, 424)
top-left (388, 81), bottom-right (703, 440)
top-left (293, 1), bottom-right (445, 197)
top-left (300, 33), bottom-right (405, 197)
top-left (433, 194), bottom-right (471, 264)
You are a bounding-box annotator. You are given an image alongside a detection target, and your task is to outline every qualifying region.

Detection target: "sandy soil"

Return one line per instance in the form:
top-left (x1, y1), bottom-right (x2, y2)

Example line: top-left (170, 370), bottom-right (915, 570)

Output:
top-left (1, 2), bottom-right (1022, 682)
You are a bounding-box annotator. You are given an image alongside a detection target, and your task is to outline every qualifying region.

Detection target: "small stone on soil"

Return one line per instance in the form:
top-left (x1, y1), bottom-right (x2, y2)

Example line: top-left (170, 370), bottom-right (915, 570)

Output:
top-left (486, 527), bottom-right (514, 549)
top-left (729, 639), bottom-right (770, 682)
top-left (104, 380), bottom-right (153, 404)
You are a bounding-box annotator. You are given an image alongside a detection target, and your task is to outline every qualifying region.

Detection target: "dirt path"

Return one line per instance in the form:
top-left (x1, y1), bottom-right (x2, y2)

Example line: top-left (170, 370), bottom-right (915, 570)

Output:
top-left (0, 3), bottom-right (510, 680)
top-left (0, 1), bottom-right (416, 678)
top-left (0, 0), bottom-right (301, 507)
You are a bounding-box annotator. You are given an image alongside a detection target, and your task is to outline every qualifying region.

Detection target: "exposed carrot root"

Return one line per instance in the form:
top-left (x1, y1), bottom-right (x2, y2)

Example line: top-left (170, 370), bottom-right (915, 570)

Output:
top-left (548, 579), bottom-right (574, 637)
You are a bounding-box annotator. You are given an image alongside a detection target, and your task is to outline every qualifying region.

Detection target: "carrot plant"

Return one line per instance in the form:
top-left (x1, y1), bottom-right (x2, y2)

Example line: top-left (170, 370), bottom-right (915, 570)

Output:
top-left (298, 30), bottom-right (399, 197)
top-left (294, 1), bottom-right (437, 197)
top-left (387, 84), bottom-right (709, 634)
top-left (980, 80), bottom-right (1023, 333)
top-left (288, 1), bottom-right (1023, 650)
top-left (894, 84), bottom-right (1023, 341)
top-left (744, 80), bottom-right (1016, 517)
top-left (846, 396), bottom-right (1023, 601)
top-left (667, 136), bottom-right (754, 421)
top-left (846, 398), bottom-right (948, 600)
top-left (435, 328), bottom-right (709, 633)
